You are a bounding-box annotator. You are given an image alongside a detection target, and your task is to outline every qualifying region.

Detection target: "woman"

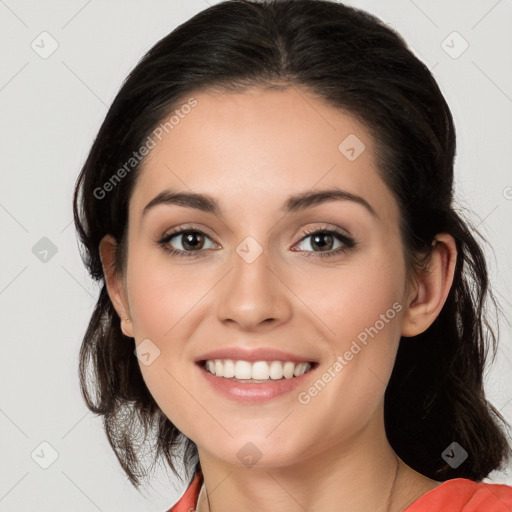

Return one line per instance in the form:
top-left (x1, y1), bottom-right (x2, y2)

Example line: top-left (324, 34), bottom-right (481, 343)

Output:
top-left (72, 1), bottom-right (512, 510)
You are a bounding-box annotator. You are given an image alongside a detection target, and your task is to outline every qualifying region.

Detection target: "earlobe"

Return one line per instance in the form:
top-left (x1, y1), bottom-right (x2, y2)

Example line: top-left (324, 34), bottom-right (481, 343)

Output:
top-left (98, 234), bottom-right (134, 338)
top-left (401, 234), bottom-right (457, 338)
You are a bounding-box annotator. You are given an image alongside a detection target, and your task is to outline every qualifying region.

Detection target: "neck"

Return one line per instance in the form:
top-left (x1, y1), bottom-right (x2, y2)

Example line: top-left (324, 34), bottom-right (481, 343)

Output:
top-left (196, 407), bottom-right (422, 512)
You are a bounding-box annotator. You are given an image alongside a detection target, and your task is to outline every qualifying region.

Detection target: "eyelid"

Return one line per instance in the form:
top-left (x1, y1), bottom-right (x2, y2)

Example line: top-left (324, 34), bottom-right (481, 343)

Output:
top-left (292, 223), bottom-right (353, 243)
top-left (161, 223), bottom-right (218, 241)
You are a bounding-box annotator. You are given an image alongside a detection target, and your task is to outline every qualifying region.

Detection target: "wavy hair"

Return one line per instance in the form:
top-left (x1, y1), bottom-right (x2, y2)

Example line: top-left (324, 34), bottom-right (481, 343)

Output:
top-left (72, 0), bottom-right (511, 489)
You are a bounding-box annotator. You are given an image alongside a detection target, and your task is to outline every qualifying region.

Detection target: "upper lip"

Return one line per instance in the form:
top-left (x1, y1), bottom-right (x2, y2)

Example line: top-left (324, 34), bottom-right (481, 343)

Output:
top-left (195, 347), bottom-right (318, 364)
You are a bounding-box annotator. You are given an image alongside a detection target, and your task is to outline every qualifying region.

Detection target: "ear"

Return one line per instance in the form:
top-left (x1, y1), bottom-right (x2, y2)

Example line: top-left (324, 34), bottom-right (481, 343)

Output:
top-left (99, 234), bottom-right (134, 338)
top-left (401, 233), bottom-right (457, 337)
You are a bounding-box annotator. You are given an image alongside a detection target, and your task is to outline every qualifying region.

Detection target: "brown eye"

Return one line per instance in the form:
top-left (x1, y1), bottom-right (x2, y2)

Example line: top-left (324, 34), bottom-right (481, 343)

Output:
top-left (180, 231), bottom-right (205, 251)
top-left (309, 232), bottom-right (336, 252)
top-left (158, 228), bottom-right (218, 258)
top-left (294, 228), bottom-right (356, 258)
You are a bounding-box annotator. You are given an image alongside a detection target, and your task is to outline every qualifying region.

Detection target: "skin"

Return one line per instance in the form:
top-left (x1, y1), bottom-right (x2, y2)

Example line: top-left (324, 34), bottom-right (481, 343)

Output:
top-left (99, 86), bottom-right (457, 511)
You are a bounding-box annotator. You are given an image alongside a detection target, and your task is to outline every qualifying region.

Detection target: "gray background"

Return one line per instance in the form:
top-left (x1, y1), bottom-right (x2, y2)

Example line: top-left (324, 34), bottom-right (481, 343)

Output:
top-left (0, 0), bottom-right (511, 510)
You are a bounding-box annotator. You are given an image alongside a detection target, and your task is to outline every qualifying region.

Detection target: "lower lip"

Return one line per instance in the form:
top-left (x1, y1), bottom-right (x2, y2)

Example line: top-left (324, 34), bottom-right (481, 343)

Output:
top-left (197, 363), bottom-right (317, 402)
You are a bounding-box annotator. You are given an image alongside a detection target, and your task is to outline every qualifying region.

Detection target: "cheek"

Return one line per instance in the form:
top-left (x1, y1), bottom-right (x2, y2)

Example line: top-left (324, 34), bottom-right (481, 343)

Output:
top-left (308, 246), bottom-right (405, 342)
top-left (126, 250), bottom-right (212, 339)
top-left (292, 274), bottom-right (403, 443)
top-left (124, 254), bottom-right (216, 431)
top-left (302, 245), bottom-right (405, 397)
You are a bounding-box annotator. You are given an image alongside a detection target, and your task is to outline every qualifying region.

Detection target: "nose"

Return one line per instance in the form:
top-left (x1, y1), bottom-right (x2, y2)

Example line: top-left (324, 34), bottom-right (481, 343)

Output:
top-left (216, 244), bottom-right (292, 331)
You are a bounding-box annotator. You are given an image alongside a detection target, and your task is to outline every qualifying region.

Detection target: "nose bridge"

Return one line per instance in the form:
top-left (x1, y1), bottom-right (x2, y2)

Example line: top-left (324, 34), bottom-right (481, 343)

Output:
top-left (216, 235), bottom-right (291, 329)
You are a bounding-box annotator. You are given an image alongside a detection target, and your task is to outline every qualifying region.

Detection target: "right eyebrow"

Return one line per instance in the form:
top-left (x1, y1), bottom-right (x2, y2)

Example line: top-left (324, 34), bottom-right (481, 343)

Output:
top-left (142, 189), bottom-right (221, 218)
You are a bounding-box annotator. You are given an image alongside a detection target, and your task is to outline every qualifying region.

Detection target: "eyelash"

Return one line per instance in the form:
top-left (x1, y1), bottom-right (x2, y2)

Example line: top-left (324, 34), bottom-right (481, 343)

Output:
top-left (157, 224), bottom-right (357, 259)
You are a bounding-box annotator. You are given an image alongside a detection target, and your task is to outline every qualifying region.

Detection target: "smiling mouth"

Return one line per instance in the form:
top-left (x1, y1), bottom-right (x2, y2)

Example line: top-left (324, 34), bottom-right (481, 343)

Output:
top-left (199, 359), bottom-right (318, 382)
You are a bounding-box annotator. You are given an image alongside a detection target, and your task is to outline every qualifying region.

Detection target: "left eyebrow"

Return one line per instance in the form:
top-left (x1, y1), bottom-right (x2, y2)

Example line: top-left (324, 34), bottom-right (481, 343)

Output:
top-left (141, 187), bottom-right (378, 219)
top-left (283, 188), bottom-right (378, 218)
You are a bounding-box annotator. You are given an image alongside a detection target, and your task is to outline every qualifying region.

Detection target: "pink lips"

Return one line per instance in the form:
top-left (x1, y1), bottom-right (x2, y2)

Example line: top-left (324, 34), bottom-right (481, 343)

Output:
top-left (195, 347), bottom-right (318, 402)
top-left (198, 364), bottom-right (316, 401)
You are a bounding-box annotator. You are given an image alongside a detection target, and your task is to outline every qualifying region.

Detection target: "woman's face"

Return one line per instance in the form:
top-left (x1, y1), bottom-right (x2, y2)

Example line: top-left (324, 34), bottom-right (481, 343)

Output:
top-left (115, 87), bottom-right (412, 468)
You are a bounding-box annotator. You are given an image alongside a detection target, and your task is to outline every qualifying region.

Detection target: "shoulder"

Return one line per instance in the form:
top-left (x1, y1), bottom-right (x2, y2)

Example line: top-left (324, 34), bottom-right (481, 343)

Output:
top-left (166, 470), bottom-right (203, 512)
top-left (165, 473), bottom-right (512, 512)
top-left (405, 477), bottom-right (512, 512)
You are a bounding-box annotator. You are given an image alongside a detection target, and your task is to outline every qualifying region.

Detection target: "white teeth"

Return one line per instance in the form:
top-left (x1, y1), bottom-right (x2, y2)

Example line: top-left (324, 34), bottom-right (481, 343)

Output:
top-left (223, 359), bottom-right (235, 378)
top-left (293, 362), bottom-right (309, 377)
top-left (235, 360), bottom-right (252, 379)
top-left (283, 361), bottom-right (295, 379)
top-left (203, 359), bottom-right (313, 380)
top-left (250, 361), bottom-right (269, 380)
top-left (269, 361), bottom-right (283, 379)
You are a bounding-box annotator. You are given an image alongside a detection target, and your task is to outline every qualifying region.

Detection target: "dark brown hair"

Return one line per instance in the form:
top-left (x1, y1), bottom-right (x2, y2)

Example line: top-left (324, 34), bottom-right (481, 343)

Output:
top-left (72, 0), bottom-right (511, 490)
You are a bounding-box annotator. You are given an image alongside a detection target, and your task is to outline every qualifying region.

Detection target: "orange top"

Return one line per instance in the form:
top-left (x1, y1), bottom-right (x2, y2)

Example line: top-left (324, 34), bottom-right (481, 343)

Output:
top-left (168, 470), bottom-right (512, 512)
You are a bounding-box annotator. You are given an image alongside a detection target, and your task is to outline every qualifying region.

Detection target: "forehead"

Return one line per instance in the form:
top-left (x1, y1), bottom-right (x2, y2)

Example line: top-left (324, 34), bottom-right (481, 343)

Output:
top-left (129, 87), bottom-right (399, 227)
